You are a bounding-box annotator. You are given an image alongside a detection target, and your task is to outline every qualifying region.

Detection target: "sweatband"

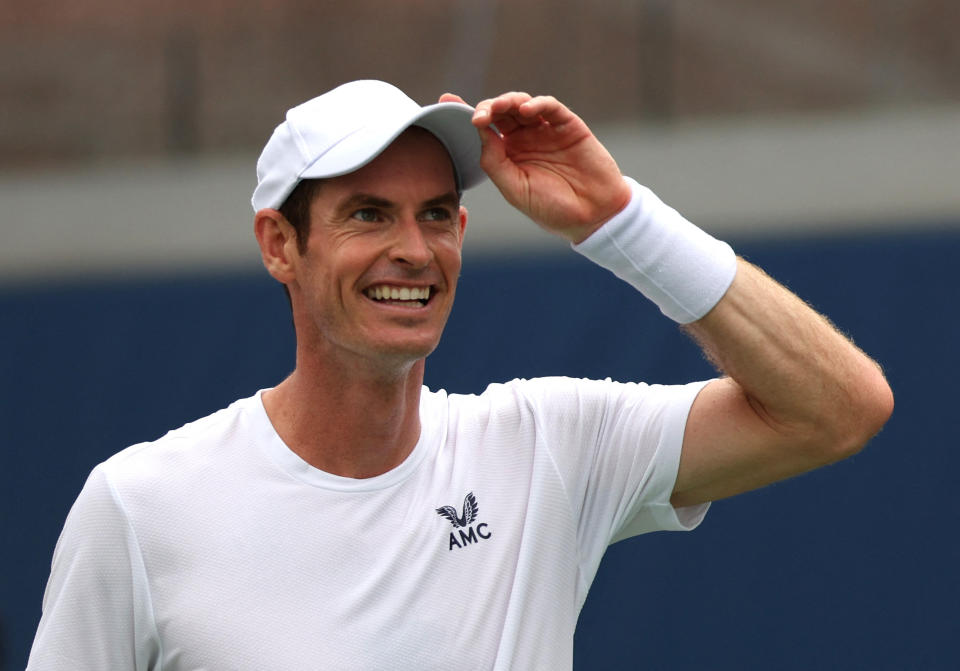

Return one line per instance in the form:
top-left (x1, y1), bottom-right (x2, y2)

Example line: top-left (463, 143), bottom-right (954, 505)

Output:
top-left (572, 177), bottom-right (738, 324)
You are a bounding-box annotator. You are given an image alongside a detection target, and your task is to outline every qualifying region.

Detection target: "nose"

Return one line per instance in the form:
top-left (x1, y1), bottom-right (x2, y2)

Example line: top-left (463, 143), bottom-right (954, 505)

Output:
top-left (389, 217), bottom-right (433, 269)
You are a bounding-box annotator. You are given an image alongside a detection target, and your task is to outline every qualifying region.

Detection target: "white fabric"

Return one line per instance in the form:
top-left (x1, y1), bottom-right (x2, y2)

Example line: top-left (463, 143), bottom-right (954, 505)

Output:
top-left (29, 377), bottom-right (709, 670)
top-left (573, 177), bottom-right (738, 323)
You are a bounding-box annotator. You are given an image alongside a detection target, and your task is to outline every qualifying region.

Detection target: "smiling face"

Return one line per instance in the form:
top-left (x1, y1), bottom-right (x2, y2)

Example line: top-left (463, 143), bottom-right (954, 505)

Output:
top-left (286, 128), bottom-right (468, 373)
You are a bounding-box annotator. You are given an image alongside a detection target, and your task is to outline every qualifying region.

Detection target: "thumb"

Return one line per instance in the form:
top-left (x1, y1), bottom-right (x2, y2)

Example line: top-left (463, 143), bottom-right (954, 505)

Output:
top-left (476, 126), bottom-right (528, 211)
top-left (476, 125), bottom-right (508, 180)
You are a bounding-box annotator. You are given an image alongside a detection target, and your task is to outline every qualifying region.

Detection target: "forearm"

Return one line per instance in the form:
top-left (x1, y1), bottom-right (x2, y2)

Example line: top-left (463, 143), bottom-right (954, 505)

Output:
top-left (685, 259), bottom-right (893, 453)
top-left (574, 177), bottom-right (893, 491)
top-left (471, 88), bottom-right (895, 501)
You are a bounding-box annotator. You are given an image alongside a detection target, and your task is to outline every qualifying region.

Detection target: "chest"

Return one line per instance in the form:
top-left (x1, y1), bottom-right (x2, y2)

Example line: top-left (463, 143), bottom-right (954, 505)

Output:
top-left (142, 455), bottom-right (577, 669)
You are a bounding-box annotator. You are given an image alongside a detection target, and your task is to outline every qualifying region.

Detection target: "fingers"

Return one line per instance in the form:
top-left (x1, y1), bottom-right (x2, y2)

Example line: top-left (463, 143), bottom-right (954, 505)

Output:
top-left (474, 91), bottom-right (532, 119)
top-left (442, 89), bottom-right (576, 130)
top-left (472, 92), bottom-right (530, 132)
top-left (472, 92), bottom-right (575, 132)
top-left (438, 92), bottom-right (468, 105)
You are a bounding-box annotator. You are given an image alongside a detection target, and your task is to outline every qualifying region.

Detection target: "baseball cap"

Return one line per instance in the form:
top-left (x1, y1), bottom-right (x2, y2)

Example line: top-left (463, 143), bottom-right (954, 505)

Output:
top-left (251, 80), bottom-right (486, 211)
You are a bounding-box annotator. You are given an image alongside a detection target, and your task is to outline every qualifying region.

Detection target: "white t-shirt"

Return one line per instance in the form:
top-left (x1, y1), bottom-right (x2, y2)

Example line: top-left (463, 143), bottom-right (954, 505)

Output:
top-left (29, 376), bottom-right (710, 670)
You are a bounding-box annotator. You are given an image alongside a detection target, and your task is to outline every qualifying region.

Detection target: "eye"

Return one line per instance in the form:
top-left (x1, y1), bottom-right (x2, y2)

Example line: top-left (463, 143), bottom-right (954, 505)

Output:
top-left (420, 207), bottom-right (453, 222)
top-left (351, 208), bottom-right (381, 223)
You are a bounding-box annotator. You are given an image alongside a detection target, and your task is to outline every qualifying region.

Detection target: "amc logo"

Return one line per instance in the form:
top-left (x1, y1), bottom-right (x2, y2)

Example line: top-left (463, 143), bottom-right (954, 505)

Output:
top-left (435, 492), bottom-right (492, 551)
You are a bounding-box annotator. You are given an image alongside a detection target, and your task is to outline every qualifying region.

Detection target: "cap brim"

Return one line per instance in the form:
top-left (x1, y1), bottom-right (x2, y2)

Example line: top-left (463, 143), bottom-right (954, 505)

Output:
top-left (298, 102), bottom-right (486, 190)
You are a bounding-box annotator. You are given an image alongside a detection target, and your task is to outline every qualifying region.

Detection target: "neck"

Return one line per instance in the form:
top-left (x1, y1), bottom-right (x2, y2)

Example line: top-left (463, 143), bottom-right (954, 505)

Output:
top-left (262, 351), bottom-right (426, 479)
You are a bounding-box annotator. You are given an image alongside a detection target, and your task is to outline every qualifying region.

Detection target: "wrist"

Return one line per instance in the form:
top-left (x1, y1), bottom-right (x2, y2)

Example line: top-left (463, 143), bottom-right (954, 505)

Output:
top-left (568, 178), bottom-right (635, 245)
top-left (572, 177), bottom-right (737, 323)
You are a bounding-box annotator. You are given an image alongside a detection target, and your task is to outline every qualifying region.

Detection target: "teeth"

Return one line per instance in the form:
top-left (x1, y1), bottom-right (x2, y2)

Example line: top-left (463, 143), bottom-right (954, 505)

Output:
top-left (366, 286), bottom-right (430, 302)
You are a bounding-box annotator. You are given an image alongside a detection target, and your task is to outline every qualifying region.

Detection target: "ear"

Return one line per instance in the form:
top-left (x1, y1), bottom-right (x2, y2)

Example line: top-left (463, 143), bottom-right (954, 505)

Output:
top-left (458, 205), bottom-right (468, 248)
top-left (254, 209), bottom-right (299, 284)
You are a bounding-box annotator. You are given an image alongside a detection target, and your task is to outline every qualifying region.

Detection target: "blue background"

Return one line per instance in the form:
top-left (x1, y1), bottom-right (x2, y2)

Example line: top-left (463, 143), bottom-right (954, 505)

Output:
top-left (2, 228), bottom-right (957, 669)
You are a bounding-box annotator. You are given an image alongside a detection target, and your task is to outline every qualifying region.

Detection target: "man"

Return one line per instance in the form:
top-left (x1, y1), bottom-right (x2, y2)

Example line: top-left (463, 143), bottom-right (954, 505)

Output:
top-left (29, 80), bottom-right (892, 669)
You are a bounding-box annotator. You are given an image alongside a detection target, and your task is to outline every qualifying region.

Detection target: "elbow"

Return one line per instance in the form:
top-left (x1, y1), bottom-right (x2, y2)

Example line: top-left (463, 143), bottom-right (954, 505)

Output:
top-left (866, 370), bottom-right (895, 436)
top-left (825, 365), bottom-right (894, 462)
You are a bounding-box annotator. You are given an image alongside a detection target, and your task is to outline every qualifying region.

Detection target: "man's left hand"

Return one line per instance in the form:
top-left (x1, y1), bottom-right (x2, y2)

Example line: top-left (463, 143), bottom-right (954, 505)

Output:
top-left (440, 92), bottom-right (631, 244)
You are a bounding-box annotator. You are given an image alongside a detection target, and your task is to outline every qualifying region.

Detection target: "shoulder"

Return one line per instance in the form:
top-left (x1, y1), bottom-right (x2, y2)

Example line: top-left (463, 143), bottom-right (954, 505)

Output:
top-left (451, 376), bottom-right (694, 411)
top-left (437, 376), bottom-right (702, 431)
top-left (437, 377), bottom-right (573, 419)
top-left (444, 376), bottom-right (605, 405)
top-left (429, 377), bottom-right (710, 432)
top-left (97, 392), bottom-right (263, 497)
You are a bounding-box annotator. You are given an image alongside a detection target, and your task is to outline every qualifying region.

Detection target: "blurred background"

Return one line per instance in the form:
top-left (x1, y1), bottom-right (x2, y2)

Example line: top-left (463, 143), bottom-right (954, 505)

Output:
top-left (2, 1), bottom-right (958, 668)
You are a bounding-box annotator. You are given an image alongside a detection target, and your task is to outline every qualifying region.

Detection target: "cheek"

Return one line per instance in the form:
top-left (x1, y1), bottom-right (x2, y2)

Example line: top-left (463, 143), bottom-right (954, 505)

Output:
top-left (437, 244), bottom-right (463, 284)
top-left (295, 257), bottom-right (346, 315)
top-left (434, 230), bottom-right (464, 263)
top-left (301, 239), bottom-right (363, 290)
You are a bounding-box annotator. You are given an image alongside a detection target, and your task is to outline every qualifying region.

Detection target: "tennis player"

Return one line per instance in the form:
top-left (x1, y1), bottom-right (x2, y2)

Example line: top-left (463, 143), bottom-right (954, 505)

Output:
top-left (28, 80), bottom-right (892, 669)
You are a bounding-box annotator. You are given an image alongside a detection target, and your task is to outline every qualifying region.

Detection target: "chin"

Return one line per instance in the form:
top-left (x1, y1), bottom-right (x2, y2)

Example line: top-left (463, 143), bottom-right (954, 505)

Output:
top-left (368, 337), bottom-right (440, 366)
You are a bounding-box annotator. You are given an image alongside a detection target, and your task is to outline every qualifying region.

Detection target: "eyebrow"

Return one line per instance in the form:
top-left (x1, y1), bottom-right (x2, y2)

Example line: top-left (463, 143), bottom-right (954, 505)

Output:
top-left (336, 191), bottom-right (460, 214)
top-left (421, 192), bottom-right (461, 210)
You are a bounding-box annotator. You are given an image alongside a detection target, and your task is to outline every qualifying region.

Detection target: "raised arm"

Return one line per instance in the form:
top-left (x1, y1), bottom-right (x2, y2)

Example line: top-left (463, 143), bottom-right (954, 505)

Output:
top-left (445, 91), bottom-right (893, 506)
top-left (672, 260), bottom-right (893, 506)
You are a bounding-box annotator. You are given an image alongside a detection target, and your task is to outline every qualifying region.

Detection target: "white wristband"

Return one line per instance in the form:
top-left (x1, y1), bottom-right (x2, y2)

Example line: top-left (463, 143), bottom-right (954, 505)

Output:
top-left (572, 177), bottom-right (737, 324)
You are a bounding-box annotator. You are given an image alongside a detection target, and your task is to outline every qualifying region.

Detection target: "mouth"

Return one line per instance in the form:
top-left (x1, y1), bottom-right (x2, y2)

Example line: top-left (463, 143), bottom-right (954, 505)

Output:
top-left (363, 284), bottom-right (432, 307)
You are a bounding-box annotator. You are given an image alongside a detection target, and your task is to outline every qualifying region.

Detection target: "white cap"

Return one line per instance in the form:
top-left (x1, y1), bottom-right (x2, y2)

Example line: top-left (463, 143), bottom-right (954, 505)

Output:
top-left (251, 80), bottom-right (486, 211)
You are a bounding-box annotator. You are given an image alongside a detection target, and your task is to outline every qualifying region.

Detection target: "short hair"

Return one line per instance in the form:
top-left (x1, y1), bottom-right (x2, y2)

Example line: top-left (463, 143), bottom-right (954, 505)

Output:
top-left (275, 178), bottom-right (324, 309)
top-left (278, 178), bottom-right (325, 255)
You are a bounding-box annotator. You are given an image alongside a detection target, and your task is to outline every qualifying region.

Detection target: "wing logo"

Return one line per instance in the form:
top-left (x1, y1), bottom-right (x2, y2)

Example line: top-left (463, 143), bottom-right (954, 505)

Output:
top-left (435, 492), bottom-right (491, 551)
top-left (435, 492), bottom-right (479, 528)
